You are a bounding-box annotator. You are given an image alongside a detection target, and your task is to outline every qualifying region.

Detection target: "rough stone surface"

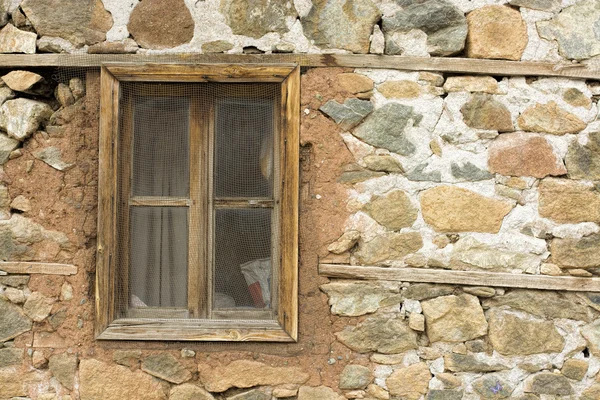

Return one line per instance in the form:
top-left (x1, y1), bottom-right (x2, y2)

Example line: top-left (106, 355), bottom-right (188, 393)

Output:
top-left (472, 375), bottom-right (513, 399)
top-left (363, 155), bottom-right (403, 173)
top-left (170, 384), bottom-right (215, 400)
top-left (426, 390), bottom-right (464, 400)
top-left (0, 133), bottom-right (19, 165)
top-left (1, 70), bottom-right (43, 93)
top-left (483, 290), bottom-right (594, 322)
top-left (444, 354), bottom-right (508, 373)
top-left (113, 350), bottom-right (142, 368)
top-left (421, 186), bottom-right (512, 233)
top-left (0, 98), bottom-right (53, 141)
top-left (386, 362), bottom-right (431, 400)
top-left (407, 162), bottom-right (442, 182)
top-left (0, 86), bottom-right (14, 106)
top-left (582, 384), bottom-right (600, 400)
top-left (449, 162), bottom-right (490, 182)
top-left (335, 314), bottom-right (418, 354)
top-left (34, 147), bottom-right (73, 171)
top-left (302, 0), bottom-right (380, 53)
top-left (566, 130), bottom-right (600, 180)
top-left (337, 73), bottom-right (374, 95)
top-left (48, 353), bottom-right (77, 390)
top-left (36, 36), bottom-right (77, 53)
top-left (128, 0), bottom-right (194, 49)
top-left (227, 390), bottom-right (270, 400)
top-left (141, 353), bottom-right (192, 384)
top-left (339, 365), bottom-right (372, 390)
top-left (582, 319), bottom-right (600, 355)
top-left (352, 103), bottom-right (422, 156)
top-left (525, 373), bottom-right (572, 396)
top-left (199, 360), bottom-right (309, 392)
top-left (327, 230), bottom-right (360, 254)
top-left (561, 359), bottom-right (588, 381)
top-left (21, 0), bottom-right (112, 47)
top-left (443, 76), bottom-right (500, 94)
top-left (488, 310), bottom-right (565, 356)
top-left (377, 80), bottom-right (421, 99)
top-left (354, 231), bottom-right (423, 264)
top-left (563, 87), bottom-right (591, 108)
top-left (538, 179), bottom-right (600, 224)
top-left (320, 281), bottom-right (401, 317)
top-left (537, 0), bottom-right (600, 60)
top-left (88, 38), bottom-right (139, 54)
top-left (55, 83), bottom-right (75, 108)
top-left (0, 23), bottom-right (36, 53)
top-left (79, 359), bottom-right (167, 400)
top-left (364, 190), bottom-right (417, 231)
top-left (382, 0), bottom-right (467, 56)
top-left (510, 0), bottom-right (560, 11)
top-left (0, 347), bottom-right (22, 368)
top-left (466, 5), bottom-right (528, 60)
top-left (517, 102), bottom-right (586, 135)
top-left (221, 0), bottom-right (295, 39)
top-left (551, 234), bottom-right (600, 269)
top-left (23, 291), bottom-right (52, 322)
top-left (297, 386), bottom-right (345, 400)
top-left (202, 40), bottom-right (234, 53)
top-left (338, 169), bottom-right (385, 184)
top-left (461, 94), bottom-right (513, 132)
top-left (488, 132), bottom-right (566, 178)
top-left (320, 98), bottom-right (374, 131)
top-left (421, 294), bottom-right (488, 343)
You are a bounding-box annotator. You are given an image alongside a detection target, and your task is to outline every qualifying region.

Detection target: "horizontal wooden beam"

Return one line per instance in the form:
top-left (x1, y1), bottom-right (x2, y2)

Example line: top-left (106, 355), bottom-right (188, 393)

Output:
top-left (0, 261), bottom-right (77, 275)
top-left (0, 54), bottom-right (598, 80)
top-left (319, 264), bottom-right (600, 292)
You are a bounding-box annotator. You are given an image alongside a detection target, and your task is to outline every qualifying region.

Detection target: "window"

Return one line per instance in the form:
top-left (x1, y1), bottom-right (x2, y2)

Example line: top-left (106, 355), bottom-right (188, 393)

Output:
top-left (96, 64), bottom-right (299, 341)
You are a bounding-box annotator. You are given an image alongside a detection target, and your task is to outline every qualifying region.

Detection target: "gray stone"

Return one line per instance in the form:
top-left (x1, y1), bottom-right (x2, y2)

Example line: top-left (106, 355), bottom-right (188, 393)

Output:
top-left (221, 0), bottom-right (296, 39)
top-left (0, 298), bottom-right (31, 341)
top-left (0, 133), bottom-right (19, 165)
top-left (364, 190), bottom-right (417, 230)
top-left (339, 365), bottom-right (372, 390)
top-left (34, 147), bottom-right (73, 171)
top-left (407, 162), bottom-right (442, 182)
top-left (226, 389), bottom-right (270, 400)
top-left (337, 169), bottom-right (385, 184)
top-left (561, 359), bottom-right (588, 381)
top-left (128, 0), bottom-right (193, 50)
top-left (551, 234), bottom-right (600, 269)
top-left (444, 353), bottom-right (508, 373)
top-left (538, 0), bottom-right (600, 60)
top-left (36, 36), bottom-right (77, 53)
top-left (355, 231), bottom-right (423, 265)
top-left (0, 348), bottom-right (22, 368)
top-left (482, 290), bottom-right (595, 322)
top-left (363, 155), bottom-right (403, 173)
top-left (566, 131), bottom-right (600, 180)
top-left (382, 0), bottom-right (467, 56)
top-left (23, 292), bottom-right (52, 322)
top-left (488, 310), bottom-right (565, 355)
top-left (0, 98), bottom-right (53, 141)
top-left (113, 350), bottom-right (142, 368)
top-left (0, 275), bottom-right (28, 288)
top-left (298, 386), bottom-right (345, 400)
top-left (461, 94), bottom-right (513, 132)
top-left (320, 98), bottom-right (373, 131)
top-left (69, 78), bottom-right (85, 101)
top-left (451, 162), bottom-right (492, 181)
top-left (426, 390), bottom-right (464, 400)
top-left (21, 0), bottom-right (112, 47)
top-left (404, 284), bottom-right (455, 300)
top-left (509, 0), bottom-right (560, 12)
top-left (353, 103), bottom-right (422, 156)
top-left (202, 40), bottom-right (234, 53)
top-left (49, 353), bottom-right (77, 390)
top-left (320, 281), bottom-right (401, 317)
top-left (421, 294), bottom-right (488, 343)
top-left (0, 86), bottom-right (14, 105)
top-left (473, 375), bottom-right (513, 399)
top-left (0, 23), bottom-right (35, 53)
top-left (335, 314), bottom-right (418, 354)
top-left (48, 309), bottom-right (66, 330)
top-left (525, 373), bottom-right (572, 396)
top-left (302, 0), bottom-right (381, 53)
top-left (141, 353), bottom-right (191, 384)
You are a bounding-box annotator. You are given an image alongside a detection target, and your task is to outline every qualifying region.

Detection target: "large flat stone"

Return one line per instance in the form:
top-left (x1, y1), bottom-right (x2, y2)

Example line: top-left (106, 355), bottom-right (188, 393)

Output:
top-left (517, 101), bottom-right (586, 135)
top-left (302, 0), bottom-right (380, 53)
top-left (364, 190), bottom-right (417, 231)
top-left (352, 103), bottom-right (422, 156)
top-left (354, 231), bottom-right (423, 265)
top-left (421, 186), bottom-right (513, 233)
top-left (221, 0), bottom-right (295, 39)
top-left (320, 281), bottom-right (402, 317)
top-left (461, 94), bottom-right (513, 132)
top-left (0, 23), bottom-right (36, 53)
top-left (0, 348), bottom-right (23, 368)
top-left (551, 234), bottom-right (600, 269)
top-left (525, 373), bottom-right (572, 396)
top-left (128, 0), bottom-right (193, 49)
top-left (566, 131), bottom-right (600, 180)
top-left (335, 314), bottom-right (418, 354)
top-left (0, 98), bottom-right (53, 141)
top-left (141, 353), bottom-right (191, 384)
top-left (538, 179), bottom-right (600, 224)
top-left (421, 294), bottom-right (488, 343)
top-left (386, 362), bottom-right (431, 400)
top-left (0, 298), bottom-right (31, 341)
top-left (466, 5), bottom-right (527, 60)
top-left (472, 374), bottom-right (513, 399)
top-left (488, 132), bottom-right (566, 178)
top-left (21, 0), bottom-right (112, 47)
top-left (48, 353), bottom-right (77, 390)
top-left (444, 354), bottom-right (508, 373)
top-left (319, 98), bottom-right (373, 131)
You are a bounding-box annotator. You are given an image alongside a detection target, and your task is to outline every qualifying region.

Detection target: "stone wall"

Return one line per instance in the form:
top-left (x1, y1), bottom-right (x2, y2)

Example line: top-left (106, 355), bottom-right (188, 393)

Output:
top-left (0, 0), bottom-right (599, 63)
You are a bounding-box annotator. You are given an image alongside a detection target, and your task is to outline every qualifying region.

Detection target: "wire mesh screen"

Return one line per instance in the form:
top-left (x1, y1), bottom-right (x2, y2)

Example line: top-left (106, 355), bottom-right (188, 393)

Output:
top-left (115, 82), bottom-right (281, 321)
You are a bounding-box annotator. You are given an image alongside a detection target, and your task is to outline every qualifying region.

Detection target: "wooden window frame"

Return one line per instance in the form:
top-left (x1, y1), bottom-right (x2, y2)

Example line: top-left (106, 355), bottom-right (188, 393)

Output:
top-left (96, 63), bottom-right (299, 342)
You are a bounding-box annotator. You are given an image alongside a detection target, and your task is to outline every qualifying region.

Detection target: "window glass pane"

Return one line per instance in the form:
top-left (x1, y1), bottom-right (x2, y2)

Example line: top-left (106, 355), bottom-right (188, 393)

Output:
top-left (214, 97), bottom-right (274, 198)
top-left (129, 207), bottom-right (188, 314)
top-left (214, 208), bottom-right (272, 309)
top-left (131, 96), bottom-right (190, 197)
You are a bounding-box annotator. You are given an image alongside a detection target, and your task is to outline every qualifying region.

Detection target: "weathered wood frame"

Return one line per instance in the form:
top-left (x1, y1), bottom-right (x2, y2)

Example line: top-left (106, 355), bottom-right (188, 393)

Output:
top-left (96, 63), bottom-right (299, 341)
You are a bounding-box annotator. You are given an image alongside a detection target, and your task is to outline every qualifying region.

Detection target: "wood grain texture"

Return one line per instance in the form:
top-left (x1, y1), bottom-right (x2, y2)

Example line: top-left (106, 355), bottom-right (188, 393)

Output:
top-left (319, 264), bottom-right (600, 292)
top-left (1, 54), bottom-right (599, 79)
top-left (0, 262), bottom-right (77, 275)
top-left (129, 196), bottom-right (192, 207)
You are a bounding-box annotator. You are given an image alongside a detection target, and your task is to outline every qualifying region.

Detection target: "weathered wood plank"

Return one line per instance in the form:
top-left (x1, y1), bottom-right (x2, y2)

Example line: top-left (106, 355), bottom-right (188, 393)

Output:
top-left (319, 264), bottom-right (600, 292)
top-left (0, 262), bottom-right (77, 275)
top-left (0, 54), bottom-right (598, 80)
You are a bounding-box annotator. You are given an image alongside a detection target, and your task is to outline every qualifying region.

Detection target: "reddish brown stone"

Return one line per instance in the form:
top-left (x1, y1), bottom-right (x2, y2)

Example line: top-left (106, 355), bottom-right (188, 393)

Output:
top-left (488, 132), bottom-right (566, 178)
top-left (128, 0), bottom-right (194, 50)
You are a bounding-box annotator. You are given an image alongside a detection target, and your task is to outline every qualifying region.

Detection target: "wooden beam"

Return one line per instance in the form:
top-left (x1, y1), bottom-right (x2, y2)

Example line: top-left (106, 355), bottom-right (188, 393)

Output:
top-left (319, 264), bottom-right (600, 292)
top-left (0, 261), bottom-right (77, 275)
top-left (0, 54), bottom-right (598, 80)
